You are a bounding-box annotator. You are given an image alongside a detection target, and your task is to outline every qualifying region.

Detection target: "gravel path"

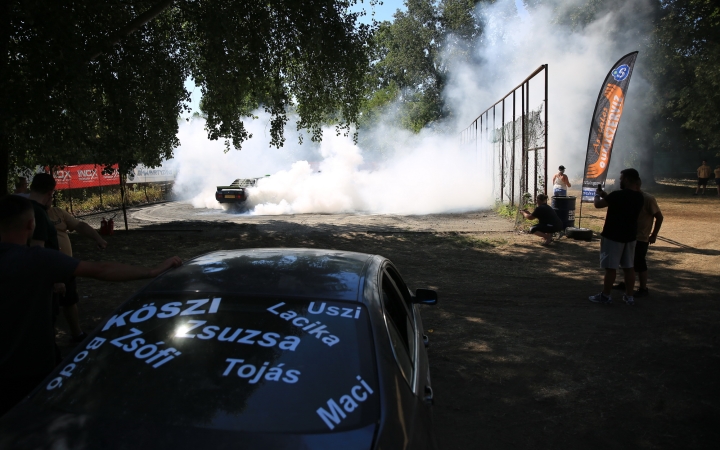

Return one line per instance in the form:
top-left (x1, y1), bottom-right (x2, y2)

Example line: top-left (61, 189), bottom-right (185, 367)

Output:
top-left (125, 201), bottom-right (515, 234)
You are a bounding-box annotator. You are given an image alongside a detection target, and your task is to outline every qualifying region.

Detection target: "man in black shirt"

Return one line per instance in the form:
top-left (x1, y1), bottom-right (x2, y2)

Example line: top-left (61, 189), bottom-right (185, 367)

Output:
top-left (589, 168), bottom-right (644, 305)
top-left (0, 195), bottom-right (183, 416)
top-left (520, 194), bottom-right (564, 245)
top-left (27, 173), bottom-right (59, 250)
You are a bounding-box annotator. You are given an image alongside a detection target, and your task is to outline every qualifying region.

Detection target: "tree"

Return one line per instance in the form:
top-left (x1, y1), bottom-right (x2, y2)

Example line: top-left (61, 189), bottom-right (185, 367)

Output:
top-left (647, 0), bottom-right (720, 153)
top-left (1, 0), bottom-right (374, 194)
top-left (361, 0), bottom-right (481, 133)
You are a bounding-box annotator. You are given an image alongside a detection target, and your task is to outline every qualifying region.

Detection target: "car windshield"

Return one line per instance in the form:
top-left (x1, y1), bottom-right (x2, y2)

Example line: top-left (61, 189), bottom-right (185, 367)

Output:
top-left (31, 294), bottom-right (379, 434)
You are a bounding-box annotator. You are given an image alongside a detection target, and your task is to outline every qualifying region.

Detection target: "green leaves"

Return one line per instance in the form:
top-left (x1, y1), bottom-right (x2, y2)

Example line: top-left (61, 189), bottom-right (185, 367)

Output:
top-left (361, 0), bottom-right (481, 134)
top-left (1, 0), bottom-right (374, 191)
top-left (648, 0), bottom-right (720, 151)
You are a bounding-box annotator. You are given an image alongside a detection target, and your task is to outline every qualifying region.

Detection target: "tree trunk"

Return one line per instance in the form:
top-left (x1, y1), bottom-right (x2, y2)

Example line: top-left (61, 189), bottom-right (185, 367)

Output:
top-left (639, 148), bottom-right (656, 187)
top-left (0, 0), bottom-right (11, 196)
top-left (0, 134), bottom-right (8, 196)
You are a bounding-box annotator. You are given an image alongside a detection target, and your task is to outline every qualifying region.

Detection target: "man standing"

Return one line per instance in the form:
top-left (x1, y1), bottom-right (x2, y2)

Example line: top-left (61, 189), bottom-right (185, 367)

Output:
top-left (13, 177), bottom-right (30, 196)
top-left (694, 160), bottom-right (712, 195)
top-left (520, 194), bottom-right (564, 245)
top-left (48, 206), bottom-right (108, 342)
top-left (613, 180), bottom-right (663, 297)
top-left (0, 195), bottom-right (182, 416)
top-left (589, 168), bottom-right (644, 306)
top-left (27, 173), bottom-right (59, 251)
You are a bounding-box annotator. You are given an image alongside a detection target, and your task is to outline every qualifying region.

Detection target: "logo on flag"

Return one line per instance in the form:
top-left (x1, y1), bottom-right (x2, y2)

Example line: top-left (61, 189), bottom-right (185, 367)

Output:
top-left (611, 64), bottom-right (630, 82)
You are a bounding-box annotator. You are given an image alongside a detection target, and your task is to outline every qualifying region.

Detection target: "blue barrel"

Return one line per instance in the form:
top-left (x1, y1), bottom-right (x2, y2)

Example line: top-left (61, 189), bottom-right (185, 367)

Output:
top-left (552, 195), bottom-right (576, 229)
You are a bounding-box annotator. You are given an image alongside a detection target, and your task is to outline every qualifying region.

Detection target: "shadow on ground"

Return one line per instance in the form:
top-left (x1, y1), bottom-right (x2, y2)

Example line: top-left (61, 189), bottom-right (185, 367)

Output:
top-left (61, 217), bottom-right (720, 450)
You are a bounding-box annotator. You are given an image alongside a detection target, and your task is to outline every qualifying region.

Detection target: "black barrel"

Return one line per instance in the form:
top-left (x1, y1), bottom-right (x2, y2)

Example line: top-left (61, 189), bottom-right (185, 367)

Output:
top-left (552, 195), bottom-right (576, 229)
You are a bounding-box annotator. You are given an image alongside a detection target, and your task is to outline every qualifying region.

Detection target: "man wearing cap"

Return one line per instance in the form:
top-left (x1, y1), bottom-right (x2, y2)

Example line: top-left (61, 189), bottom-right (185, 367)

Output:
top-left (552, 165), bottom-right (571, 197)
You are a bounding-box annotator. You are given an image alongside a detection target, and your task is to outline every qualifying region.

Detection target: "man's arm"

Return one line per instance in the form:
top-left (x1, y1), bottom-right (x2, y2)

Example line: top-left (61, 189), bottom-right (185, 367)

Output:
top-left (649, 211), bottom-right (664, 244)
top-left (73, 221), bottom-right (108, 249)
top-left (594, 188), bottom-right (608, 208)
top-left (564, 175), bottom-right (571, 188)
top-left (74, 256), bottom-right (183, 282)
top-left (520, 210), bottom-right (536, 220)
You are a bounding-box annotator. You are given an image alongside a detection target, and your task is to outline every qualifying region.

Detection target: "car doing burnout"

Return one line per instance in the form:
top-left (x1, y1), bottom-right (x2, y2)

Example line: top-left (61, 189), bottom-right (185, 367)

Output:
top-left (215, 178), bottom-right (262, 211)
top-left (0, 248), bottom-right (439, 449)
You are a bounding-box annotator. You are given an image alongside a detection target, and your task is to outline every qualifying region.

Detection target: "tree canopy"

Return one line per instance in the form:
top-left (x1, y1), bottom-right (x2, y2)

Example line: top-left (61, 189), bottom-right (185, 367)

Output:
top-left (647, 0), bottom-right (720, 153)
top-left (360, 0), bottom-right (482, 133)
top-left (1, 0), bottom-right (374, 193)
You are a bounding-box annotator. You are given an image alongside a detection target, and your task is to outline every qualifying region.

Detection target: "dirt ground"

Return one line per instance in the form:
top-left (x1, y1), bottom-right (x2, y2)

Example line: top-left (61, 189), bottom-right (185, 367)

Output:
top-left (58, 183), bottom-right (720, 449)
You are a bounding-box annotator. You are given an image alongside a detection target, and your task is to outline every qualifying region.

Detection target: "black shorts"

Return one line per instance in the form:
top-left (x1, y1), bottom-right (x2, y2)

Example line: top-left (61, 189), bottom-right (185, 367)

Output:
top-left (715, 178), bottom-right (720, 186)
top-left (634, 240), bottom-right (650, 273)
top-left (55, 277), bottom-right (79, 307)
top-left (530, 224), bottom-right (559, 234)
top-left (698, 178), bottom-right (709, 186)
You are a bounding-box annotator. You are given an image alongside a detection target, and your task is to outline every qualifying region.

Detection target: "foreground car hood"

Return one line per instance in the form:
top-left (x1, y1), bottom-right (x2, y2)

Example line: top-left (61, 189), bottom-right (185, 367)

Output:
top-left (0, 409), bottom-right (377, 450)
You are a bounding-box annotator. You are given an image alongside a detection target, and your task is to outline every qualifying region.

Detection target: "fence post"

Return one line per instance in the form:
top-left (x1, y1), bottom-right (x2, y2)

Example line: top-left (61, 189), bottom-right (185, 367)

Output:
top-left (120, 173), bottom-right (129, 231)
top-left (544, 64), bottom-right (549, 196)
top-left (501, 99), bottom-right (505, 202)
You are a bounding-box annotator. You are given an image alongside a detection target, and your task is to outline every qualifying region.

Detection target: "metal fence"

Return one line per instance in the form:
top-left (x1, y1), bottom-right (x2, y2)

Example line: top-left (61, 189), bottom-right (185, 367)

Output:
top-left (460, 65), bottom-right (548, 209)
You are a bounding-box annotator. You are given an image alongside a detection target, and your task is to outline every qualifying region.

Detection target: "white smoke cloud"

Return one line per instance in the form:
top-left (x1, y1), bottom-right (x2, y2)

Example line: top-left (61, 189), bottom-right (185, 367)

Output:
top-left (445, 0), bottom-right (654, 182)
top-left (171, 0), bottom-right (653, 215)
top-left (172, 116), bottom-right (491, 214)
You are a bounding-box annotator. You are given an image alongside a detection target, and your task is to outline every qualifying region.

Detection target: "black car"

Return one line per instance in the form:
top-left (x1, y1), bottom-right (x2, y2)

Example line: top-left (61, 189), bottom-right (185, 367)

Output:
top-left (0, 249), bottom-right (439, 449)
top-left (215, 178), bottom-right (262, 211)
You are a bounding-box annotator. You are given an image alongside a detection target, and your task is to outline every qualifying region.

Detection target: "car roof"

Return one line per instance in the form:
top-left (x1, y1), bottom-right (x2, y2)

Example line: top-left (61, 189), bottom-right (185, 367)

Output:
top-left (143, 248), bottom-right (376, 302)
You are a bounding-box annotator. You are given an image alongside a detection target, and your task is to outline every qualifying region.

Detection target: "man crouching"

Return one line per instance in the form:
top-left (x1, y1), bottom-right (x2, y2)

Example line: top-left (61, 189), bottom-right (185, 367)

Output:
top-left (520, 194), bottom-right (564, 246)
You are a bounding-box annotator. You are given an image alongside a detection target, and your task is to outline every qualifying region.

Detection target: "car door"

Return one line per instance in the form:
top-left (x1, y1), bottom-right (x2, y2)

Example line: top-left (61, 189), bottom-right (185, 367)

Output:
top-left (380, 265), bottom-right (435, 449)
top-left (383, 266), bottom-right (433, 405)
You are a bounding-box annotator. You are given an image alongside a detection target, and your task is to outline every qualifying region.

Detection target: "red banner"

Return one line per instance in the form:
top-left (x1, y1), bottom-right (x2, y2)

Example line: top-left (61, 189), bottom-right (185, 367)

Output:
top-left (51, 164), bottom-right (120, 190)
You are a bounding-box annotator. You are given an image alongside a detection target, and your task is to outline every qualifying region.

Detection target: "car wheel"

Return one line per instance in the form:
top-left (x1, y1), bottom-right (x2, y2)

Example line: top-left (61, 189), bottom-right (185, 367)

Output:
top-left (565, 227), bottom-right (594, 241)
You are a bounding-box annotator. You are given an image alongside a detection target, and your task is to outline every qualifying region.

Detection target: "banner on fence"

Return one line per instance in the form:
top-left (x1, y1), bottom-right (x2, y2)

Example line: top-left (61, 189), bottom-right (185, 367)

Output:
top-left (581, 51), bottom-right (638, 203)
top-left (127, 164), bottom-right (176, 184)
top-left (52, 164), bottom-right (120, 190)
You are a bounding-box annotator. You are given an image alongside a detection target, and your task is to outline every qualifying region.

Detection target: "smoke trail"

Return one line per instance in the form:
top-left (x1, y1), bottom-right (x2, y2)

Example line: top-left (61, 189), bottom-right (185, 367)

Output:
top-left (445, 0), bottom-right (654, 182)
top-left (172, 0), bottom-right (654, 214)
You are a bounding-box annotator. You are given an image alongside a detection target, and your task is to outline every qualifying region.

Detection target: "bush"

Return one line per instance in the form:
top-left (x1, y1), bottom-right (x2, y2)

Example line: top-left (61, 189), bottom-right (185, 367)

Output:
top-left (53, 184), bottom-right (169, 215)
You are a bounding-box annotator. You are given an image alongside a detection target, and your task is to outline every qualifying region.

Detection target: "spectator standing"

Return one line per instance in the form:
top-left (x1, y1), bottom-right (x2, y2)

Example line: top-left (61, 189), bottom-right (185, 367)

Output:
top-left (520, 194), bottom-right (564, 246)
top-left (13, 177), bottom-right (30, 196)
top-left (589, 168), bottom-right (644, 306)
top-left (48, 206), bottom-right (108, 342)
top-left (0, 194), bottom-right (182, 416)
top-left (715, 165), bottom-right (720, 197)
top-left (552, 165), bottom-right (571, 197)
top-left (27, 173), bottom-right (59, 251)
top-left (613, 181), bottom-right (663, 297)
top-left (694, 160), bottom-right (712, 195)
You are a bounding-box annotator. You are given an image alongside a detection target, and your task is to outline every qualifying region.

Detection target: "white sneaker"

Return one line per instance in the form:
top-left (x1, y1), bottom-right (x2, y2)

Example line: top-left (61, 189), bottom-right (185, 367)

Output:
top-left (589, 292), bottom-right (612, 304)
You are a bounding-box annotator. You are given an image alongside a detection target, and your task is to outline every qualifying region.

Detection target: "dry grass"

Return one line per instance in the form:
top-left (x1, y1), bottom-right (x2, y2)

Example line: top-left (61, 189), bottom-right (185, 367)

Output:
top-left (54, 185), bottom-right (167, 214)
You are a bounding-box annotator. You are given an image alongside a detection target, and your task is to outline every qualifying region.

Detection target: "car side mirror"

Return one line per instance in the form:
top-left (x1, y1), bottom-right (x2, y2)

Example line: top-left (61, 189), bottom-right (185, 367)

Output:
top-left (414, 288), bottom-right (438, 305)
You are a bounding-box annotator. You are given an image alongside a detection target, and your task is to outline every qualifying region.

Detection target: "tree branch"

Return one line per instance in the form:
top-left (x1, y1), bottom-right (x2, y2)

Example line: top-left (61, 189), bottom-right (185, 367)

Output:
top-left (86, 0), bottom-right (176, 62)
